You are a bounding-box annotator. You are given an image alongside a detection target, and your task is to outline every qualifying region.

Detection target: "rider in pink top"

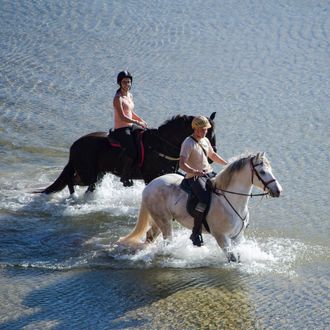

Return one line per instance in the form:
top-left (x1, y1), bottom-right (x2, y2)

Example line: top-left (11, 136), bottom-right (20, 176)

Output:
top-left (112, 71), bottom-right (148, 186)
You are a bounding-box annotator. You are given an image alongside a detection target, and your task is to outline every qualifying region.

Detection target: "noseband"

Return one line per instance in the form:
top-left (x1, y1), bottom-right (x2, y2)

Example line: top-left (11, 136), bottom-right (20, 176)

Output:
top-left (250, 158), bottom-right (276, 191)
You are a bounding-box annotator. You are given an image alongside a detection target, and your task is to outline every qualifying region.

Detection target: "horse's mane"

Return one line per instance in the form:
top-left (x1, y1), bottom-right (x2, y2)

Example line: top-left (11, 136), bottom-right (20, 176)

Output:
top-left (157, 114), bottom-right (216, 136)
top-left (157, 115), bottom-right (193, 131)
top-left (214, 152), bottom-right (269, 190)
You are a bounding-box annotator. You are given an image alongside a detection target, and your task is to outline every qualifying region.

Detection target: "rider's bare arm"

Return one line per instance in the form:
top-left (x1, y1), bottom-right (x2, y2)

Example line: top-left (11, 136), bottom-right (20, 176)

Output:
top-left (208, 150), bottom-right (228, 166)
top-left (132, 112), bottom-right (148, 127)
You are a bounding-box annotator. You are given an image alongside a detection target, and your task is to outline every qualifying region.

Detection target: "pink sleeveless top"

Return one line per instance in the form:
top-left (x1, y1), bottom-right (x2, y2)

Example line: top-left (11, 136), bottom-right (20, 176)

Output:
top-left (114, 91), bottom-right (135, 129)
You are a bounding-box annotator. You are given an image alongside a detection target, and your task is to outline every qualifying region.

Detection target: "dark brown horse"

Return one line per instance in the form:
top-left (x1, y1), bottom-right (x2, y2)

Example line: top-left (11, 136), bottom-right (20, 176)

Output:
top-left (38, 113), bottom-right (217, 195)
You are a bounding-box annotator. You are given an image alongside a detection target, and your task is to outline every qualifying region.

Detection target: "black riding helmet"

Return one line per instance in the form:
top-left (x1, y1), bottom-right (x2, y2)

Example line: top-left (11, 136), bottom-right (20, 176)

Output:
top-left (117, 71), bottom-right (133, 85)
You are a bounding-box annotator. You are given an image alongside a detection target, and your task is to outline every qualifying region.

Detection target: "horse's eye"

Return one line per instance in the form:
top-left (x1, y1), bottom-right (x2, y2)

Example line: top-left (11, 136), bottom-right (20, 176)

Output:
top-left (259, 170), bottom-right (266, 175)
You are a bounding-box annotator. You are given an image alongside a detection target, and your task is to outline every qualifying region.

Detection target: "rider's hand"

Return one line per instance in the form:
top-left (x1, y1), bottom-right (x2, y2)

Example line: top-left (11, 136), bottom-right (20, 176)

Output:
top-left (134, 121), bottom-right (145, 128)
top-left (193, 170), bottom-right (205, 177)
top-left (136, 121), bottom-right (147, 128)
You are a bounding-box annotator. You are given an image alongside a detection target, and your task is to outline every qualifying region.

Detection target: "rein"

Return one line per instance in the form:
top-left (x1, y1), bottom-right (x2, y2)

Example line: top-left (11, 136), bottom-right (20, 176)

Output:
top-left (213, 188), bottom-right (268, 198)
top-left (146, 129), bottom-right (181, 161)
top-left (156, 152), bottom-right (180, 161)
top-left (148, 129), bottom-right (181, 152)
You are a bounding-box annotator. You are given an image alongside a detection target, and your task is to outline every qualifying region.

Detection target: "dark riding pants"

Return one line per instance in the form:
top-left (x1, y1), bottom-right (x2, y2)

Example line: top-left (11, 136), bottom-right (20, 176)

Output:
top-left (185, 172), bottom-right (215, 214)
top-left (112, 126), bottom-right (137, 160)
top-left (185, 172), bottom-right (215, 246)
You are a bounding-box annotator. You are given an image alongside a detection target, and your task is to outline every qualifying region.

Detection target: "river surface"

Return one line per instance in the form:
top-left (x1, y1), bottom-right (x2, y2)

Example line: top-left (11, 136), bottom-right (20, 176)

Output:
top-left (0, 0), bottom-right (329, 329)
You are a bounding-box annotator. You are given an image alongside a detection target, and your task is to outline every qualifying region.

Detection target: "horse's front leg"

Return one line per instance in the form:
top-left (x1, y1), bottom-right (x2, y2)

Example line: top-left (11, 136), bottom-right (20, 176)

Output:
top-left (225, 247), bottom-right (240, 263)
top-left (214, 234), bottom-right (240, 263)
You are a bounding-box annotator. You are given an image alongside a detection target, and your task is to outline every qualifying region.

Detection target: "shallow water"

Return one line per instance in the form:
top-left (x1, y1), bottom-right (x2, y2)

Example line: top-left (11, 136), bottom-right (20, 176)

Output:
top-left (0, 0), bottom-right (329, 329)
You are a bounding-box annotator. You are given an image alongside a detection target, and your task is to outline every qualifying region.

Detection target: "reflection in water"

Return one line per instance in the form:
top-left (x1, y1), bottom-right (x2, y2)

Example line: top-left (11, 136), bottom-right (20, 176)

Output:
top-left (2, 263), bottom-right (327, 329)
top-left (1, 263), bottom-right (328, 329)
top-left (1, 267), bottom-right (256, 329)
top-left (114, 268), bottom-right (257, 329)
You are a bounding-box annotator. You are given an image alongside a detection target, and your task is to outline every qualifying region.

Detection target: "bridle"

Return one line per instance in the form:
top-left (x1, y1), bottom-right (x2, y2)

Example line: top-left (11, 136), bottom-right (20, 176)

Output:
top-left (214, 156), bottom-right (276, 198)
top-left (250, 158), bottom-right (276, 191)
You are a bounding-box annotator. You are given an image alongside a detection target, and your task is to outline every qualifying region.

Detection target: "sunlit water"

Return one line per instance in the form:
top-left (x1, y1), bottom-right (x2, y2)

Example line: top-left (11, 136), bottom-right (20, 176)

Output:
top-left (0, 0), bottom-right (329, 329)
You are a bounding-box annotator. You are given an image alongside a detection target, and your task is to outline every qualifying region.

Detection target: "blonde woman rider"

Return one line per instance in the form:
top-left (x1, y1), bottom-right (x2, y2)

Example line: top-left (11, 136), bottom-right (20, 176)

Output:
top-left (179, 116), bottom-right (228, 246)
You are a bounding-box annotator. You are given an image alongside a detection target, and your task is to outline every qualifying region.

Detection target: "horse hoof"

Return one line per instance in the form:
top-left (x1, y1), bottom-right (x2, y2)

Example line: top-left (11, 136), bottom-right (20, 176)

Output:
top-left (227, 252), bottom-right (239, 263)
top-left (190, 234), bottom-right (204, 247)
top-left (121, 179), bottom-right (133, 187)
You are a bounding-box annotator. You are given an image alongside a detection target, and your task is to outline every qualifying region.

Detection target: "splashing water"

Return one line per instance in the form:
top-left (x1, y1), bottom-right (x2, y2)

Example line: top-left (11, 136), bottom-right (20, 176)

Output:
top-left (107, 228), bottom-right (325, 277)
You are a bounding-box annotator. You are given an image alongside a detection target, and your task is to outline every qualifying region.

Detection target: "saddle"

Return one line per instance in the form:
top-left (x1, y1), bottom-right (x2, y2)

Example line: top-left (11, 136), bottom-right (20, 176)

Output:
top-left (180, 178), bottom-right (214, 233)
top-left (107, 128), bottom-right (145, 168)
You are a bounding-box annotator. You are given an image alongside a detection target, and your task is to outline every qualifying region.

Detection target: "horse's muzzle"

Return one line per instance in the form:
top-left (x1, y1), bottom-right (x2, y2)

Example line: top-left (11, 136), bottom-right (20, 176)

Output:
top-left (268, 182), bottom-right (283, 197)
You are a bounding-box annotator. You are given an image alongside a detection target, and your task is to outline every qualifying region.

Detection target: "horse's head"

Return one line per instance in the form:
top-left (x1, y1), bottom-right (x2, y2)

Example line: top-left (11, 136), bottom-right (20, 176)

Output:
top-left (251, 152), bottom-right (282, 197)
top-left (156, 112), bottom-right (217, 156)
top-left (213, 152), bottom-right (282, 197)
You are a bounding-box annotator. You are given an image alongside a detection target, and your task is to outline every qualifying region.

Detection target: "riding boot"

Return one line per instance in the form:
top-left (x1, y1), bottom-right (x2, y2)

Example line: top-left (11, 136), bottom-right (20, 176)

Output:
top-left (120, 155), bottom-right (134, 187)
top-left (190, 210), bottom-right (205, 247)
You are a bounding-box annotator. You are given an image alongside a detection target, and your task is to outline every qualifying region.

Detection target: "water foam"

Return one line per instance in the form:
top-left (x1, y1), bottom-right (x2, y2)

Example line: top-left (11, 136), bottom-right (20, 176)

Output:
top-left (1, 172), bottom-right (144, 218)
top-left (108, 229), bottom-right (326, 276)
top-left (59, 174), bottom-right (145, 217)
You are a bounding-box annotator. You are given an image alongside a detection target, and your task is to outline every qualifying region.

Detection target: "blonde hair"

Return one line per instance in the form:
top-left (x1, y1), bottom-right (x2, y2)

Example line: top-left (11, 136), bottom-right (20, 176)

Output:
top-left (191, 116), bottom-right (211, 129)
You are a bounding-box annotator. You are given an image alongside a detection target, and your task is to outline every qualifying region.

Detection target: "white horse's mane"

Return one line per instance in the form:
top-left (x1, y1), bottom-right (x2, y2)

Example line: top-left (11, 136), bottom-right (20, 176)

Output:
top-left (214, 152), bottom-right (270, 190)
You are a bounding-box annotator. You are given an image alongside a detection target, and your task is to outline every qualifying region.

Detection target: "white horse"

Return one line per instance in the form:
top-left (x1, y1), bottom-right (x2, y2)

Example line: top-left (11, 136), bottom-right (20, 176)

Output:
top-left (118, 152), bottom-right (282, 262)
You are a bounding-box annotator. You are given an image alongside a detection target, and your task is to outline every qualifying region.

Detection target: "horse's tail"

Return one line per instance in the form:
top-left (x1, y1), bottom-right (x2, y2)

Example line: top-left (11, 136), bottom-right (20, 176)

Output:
top-left (34, 161), bottom-right (74, 194)
top-left (118, 201), bottom-right (151, 246)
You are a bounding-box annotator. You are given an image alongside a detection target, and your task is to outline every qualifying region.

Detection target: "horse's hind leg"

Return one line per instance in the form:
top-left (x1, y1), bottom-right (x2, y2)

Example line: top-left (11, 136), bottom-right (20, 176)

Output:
top-left (85, 172), bottom-right (105, 194)
top-left (68, 173), bottom-right (75, 195)
top-left (147, 213), bottom-right (173, 243)
top-left (68, 181), bottom-right (75, 195)
top-left (157, 217), bottom-right (173, 241)
top-left (145, 221), bottom-right (161, 243)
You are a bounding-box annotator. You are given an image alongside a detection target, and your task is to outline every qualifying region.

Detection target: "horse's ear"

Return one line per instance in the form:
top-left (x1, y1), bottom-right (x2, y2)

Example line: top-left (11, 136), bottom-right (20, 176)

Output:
top-left (210, 112), bottom-right (216, 120)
